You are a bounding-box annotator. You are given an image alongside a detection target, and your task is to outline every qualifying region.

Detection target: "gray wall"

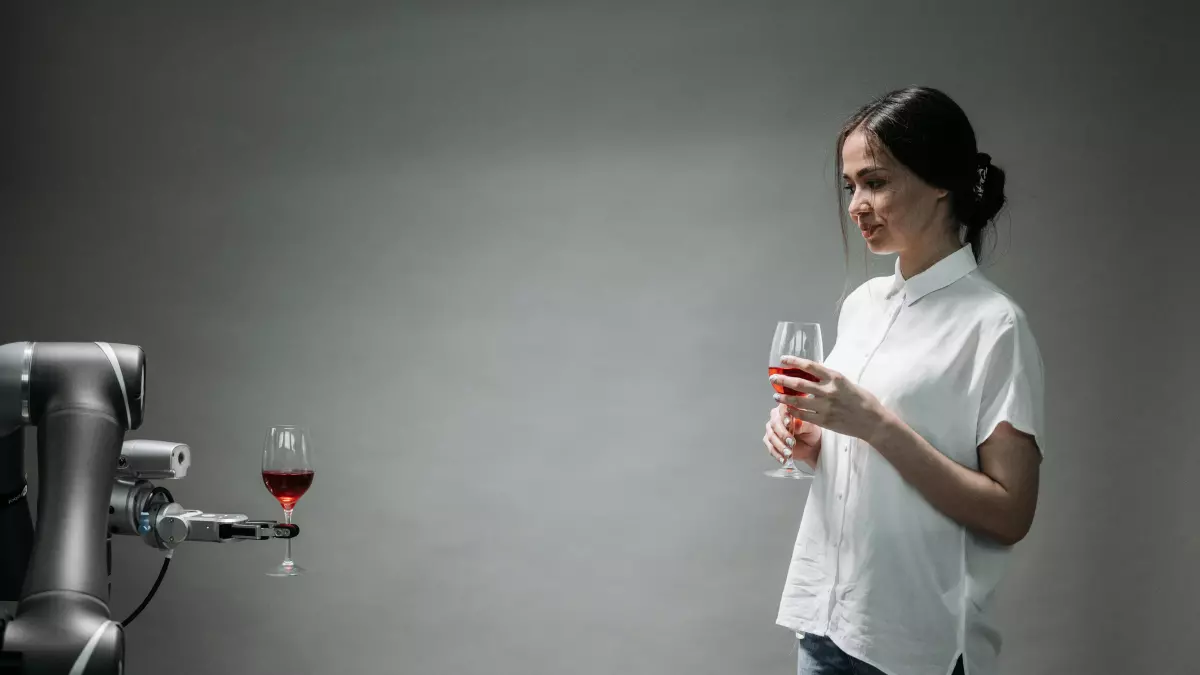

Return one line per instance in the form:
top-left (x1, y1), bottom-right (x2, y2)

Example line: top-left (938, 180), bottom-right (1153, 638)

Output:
top-left (3, 1), bottom-right (1195, 674)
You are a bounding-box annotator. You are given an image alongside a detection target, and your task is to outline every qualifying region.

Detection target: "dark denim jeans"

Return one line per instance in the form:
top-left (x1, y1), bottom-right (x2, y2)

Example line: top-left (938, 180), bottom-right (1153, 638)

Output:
top-left (796, 634), bottom-right (965, 675)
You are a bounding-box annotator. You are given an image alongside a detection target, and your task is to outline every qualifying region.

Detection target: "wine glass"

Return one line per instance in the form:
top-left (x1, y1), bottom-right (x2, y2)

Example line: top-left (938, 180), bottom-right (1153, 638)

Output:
top-left (765, 322), bottom-right (824, 479)
top-left (262, 425), bottom-right (314, 576)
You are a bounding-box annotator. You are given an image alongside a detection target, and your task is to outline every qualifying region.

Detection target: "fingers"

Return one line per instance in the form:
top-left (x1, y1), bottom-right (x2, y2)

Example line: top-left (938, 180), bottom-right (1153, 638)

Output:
top-left (779, 356), bottom-right (835, 382)
top-left (769, 373), bottom-right (820, 397)
top-left (764, 426), bottom-right (793, 463)
top-left (775, 394), bottom-right (825, 416)
top-left (785, 406), bottom-right (818, 428)
top-left (771, 405), bottom-right (793, 439)
top-left (764, 412), bottom-right (794, 463)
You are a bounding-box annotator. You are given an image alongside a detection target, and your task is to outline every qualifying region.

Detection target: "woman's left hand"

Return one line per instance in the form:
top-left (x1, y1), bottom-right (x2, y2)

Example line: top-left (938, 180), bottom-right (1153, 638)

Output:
top-left (770, 355), bottom-right (891, 443)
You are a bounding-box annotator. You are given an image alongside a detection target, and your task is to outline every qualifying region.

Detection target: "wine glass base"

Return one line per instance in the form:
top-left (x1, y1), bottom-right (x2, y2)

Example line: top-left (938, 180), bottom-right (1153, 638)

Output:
top-left (764, 466), bottom-right (814, 480)
top-left (266, 561), bottom-right (306, 577)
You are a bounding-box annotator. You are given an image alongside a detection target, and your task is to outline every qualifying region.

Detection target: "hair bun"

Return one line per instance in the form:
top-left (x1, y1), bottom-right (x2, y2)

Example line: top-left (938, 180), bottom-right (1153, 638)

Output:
top-left (973, 154), bottom-right (1005, 226)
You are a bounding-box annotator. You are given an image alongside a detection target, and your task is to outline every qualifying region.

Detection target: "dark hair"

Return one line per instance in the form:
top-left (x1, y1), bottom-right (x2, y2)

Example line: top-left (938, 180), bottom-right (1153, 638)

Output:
top-left (835, 86), bottom-right (1006, 267)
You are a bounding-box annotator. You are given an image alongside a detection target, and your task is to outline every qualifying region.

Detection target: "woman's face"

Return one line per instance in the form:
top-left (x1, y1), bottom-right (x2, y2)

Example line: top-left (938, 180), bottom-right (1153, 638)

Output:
top-left (841, 128), bottom-right (950, 257)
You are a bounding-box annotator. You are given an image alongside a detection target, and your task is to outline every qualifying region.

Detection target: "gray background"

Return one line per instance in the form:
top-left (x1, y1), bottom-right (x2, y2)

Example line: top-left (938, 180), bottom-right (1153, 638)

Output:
top-left (2, 1), bottom-right (1196, 674)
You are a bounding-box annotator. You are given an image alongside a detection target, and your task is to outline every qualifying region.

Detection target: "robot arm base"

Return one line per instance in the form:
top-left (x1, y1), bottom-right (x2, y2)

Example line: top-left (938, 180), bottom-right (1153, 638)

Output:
top-left (0, 592), bottom-right (123, 675)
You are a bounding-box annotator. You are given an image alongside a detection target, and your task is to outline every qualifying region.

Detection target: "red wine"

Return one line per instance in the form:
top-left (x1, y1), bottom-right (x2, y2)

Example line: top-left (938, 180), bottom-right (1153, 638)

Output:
top-left (769, 366), bottom-right (818, 396)
top-left (262, 470), bottom-right (314, 509)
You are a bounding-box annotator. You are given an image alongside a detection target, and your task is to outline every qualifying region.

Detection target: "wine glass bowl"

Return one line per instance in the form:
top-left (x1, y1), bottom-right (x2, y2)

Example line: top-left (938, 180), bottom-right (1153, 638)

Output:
top-left (765, 322), bottom-right (824, 480)
top-left (262, 425), bottom-right (314, 576)
top-left (262, 467), bottom-right (314, 511)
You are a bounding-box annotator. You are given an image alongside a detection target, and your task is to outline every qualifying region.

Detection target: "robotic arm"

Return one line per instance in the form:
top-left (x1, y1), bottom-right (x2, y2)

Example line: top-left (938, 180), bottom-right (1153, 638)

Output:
top-left (111, 440), bottom-right (298, 550)
top-left (0, 342), bottom-right (298, 675)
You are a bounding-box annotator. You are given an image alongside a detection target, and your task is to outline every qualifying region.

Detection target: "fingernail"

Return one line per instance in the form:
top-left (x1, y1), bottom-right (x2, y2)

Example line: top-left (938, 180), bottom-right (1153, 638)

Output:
top-left (770, 375), bottom-right (780, 382)
top-left (773, 393), bottom-right (781, 401)
top-left (783, 415), bottom-right (791, 425)
top-left (783, 448), bottom-right (793, 458)
top-left (786, 437), bottom-right (795, 447)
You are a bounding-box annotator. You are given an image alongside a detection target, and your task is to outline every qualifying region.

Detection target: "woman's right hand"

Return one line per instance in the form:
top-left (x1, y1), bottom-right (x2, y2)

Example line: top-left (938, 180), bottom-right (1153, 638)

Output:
top-left (764, 404), bottom-right (822, 469)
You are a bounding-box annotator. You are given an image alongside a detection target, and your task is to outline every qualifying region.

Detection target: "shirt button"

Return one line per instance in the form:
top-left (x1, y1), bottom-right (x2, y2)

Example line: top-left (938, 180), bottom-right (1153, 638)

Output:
top-left (837, 494), bottom-right (843, 500)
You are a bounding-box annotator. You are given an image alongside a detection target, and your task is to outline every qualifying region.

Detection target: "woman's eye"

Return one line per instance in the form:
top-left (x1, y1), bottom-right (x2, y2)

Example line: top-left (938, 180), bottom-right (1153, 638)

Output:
top-left (866, 180), bottom-right (886, 190)
top-left (842, 184), bottom-right (855, 194)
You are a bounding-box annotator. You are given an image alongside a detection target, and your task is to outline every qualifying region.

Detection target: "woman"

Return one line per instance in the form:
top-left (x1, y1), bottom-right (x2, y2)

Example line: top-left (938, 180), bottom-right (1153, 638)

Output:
top-left (763, 86), bottom-right (1045, 675)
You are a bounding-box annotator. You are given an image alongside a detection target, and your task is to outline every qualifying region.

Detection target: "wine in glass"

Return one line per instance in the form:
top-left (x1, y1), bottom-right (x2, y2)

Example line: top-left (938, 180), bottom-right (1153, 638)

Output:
top-left (765, 321), bottom-right (824, 479)
top-left (262, 425), bottom-right (314, 576)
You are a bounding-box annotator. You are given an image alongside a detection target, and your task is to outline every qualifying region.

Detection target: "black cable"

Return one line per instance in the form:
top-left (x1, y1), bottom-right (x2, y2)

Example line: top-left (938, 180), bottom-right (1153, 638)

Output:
top-left (121, 554), bottom-right (171, 628)
top-left (0, 478), bottom-right (27, 508)
top-left (121, 485), bottom-right (176, 628)
top-left (146, 485), bottom-right (174, 508)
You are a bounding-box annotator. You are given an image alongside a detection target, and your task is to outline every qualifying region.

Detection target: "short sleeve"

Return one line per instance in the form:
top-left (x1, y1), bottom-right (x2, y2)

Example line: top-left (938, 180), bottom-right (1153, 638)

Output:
top-left (975, 312), bottom-right (1046, 453)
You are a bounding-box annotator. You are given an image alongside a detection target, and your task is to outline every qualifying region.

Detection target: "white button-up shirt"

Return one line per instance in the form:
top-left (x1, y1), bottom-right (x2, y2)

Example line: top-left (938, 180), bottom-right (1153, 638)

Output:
top-left (777, 244), bottom-right (1045, 675)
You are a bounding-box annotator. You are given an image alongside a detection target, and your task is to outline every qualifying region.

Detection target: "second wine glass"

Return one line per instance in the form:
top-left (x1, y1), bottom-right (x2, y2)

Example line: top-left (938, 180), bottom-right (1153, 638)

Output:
top-left (765, 321), bottom-right (824, 479)
top-left (262, 425), bottom-right (314, 576)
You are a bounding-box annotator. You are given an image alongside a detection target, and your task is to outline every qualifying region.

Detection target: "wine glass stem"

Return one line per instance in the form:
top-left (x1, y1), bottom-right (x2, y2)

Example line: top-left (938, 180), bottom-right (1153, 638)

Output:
top-left (283, 508), bottom-right (294, 565)
top-left (783, 458), bottom-right (796, 471)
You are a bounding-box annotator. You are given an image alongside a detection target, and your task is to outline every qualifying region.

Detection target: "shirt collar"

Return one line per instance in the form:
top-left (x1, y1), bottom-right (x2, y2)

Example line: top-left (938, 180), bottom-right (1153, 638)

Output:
top-left (885, 244), bottom-right (977, 306)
